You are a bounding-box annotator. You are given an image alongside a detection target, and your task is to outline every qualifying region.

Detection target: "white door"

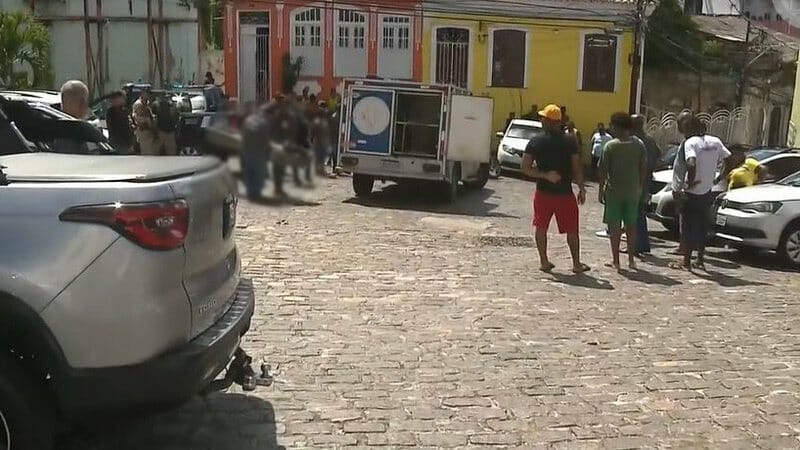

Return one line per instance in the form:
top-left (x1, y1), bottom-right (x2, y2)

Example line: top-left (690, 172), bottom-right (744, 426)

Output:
top-left (334, 9), bottom-right (367, 77)
top-left (447, 95), bottom-right (494, 163)
top-left (378, 15), bottom-right (412, 79)
top-left (238, 12), bottom-right (269, 102)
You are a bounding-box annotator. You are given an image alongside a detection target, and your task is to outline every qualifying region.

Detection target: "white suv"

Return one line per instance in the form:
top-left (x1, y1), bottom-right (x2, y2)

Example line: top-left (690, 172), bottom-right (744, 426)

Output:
top-left (715, 171), bottom-right (800, 266)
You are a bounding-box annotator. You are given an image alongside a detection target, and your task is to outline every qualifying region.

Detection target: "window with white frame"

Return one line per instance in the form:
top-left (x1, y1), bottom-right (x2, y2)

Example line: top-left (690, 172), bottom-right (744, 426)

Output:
top-left (291, 7), bottom-right (323, 76)
top-left (490, 29), bottom-right (526, 88)
top-left (335, 8), bottom-right (368, 77)
top-left (581, 33), bottom-right (617, 92)
top-left (381, 16), bottom-right (410, 49)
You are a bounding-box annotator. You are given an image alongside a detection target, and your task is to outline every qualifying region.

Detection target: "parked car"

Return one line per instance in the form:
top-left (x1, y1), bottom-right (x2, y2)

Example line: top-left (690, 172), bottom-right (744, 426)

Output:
top-left (715, 170), bottom-right (800, 266)
top-left (0, 149), bottom-right (261, 447)
top-left (0, 95), bottom-right (115, 155)
top-left (492, 119), bottom-right (544, 176)
top-left (2, 89), bottom-right (110, 139)
top-left (648, 150), bottom-right (800, 232)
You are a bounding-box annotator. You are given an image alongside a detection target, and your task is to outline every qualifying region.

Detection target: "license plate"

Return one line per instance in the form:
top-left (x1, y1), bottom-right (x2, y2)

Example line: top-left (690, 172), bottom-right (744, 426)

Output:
top-left (184, 118), bottom-right (199, 125)
top-left (381, 159), bottom-right (399, 169)
top-left (715, 214), bottom-right (727, 226)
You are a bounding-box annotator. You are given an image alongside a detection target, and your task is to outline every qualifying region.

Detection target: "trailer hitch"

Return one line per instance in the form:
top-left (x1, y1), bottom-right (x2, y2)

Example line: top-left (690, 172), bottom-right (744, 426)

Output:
top-left (203, 348), bottom-right (273, 394)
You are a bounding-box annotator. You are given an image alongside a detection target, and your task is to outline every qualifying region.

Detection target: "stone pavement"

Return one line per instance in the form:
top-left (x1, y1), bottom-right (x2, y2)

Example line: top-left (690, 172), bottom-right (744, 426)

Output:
top-left (66, 175), bottom-right (800, 449)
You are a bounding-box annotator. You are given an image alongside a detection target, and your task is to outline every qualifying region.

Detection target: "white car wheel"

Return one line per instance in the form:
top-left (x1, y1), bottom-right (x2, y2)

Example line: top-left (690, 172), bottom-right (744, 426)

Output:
top-left (782, 225), bottom-right (800, 267)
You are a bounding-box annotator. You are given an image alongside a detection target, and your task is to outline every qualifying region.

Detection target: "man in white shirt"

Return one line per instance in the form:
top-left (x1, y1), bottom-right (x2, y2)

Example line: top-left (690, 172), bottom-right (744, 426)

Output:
top-left (673, 115), bottom-right (731, 270)
top-left (590, 123), bottom-right (612, 180)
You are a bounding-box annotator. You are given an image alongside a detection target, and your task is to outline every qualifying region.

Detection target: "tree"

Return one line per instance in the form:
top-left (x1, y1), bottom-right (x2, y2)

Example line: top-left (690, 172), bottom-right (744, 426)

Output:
top-left (645, 0), bottom-right (702, 70)
top-left (0, 11), bottom-right (52, 89)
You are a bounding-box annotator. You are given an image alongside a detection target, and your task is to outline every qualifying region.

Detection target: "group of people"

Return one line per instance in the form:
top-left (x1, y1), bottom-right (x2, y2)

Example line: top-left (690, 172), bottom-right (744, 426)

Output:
top-left (521, 103), bottom-right (742, 274)
top-left (239, 88), bottom-right (342, 200)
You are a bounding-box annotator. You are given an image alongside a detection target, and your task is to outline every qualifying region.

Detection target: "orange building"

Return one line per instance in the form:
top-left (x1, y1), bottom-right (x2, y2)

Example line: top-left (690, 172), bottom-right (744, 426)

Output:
top-left (223, 0), bottom-right (423, 102)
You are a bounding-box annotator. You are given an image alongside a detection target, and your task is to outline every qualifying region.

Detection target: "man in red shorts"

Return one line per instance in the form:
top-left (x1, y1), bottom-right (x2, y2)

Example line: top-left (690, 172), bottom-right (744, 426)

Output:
top-left (521, 104), bottom-right (590, 273)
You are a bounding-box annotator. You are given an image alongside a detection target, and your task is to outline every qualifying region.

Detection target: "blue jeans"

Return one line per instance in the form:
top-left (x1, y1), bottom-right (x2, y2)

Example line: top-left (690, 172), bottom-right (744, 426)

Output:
top-left (635, 211), bottom-right (651, 254)
top-left (241, 148), bottom-right (267, 199)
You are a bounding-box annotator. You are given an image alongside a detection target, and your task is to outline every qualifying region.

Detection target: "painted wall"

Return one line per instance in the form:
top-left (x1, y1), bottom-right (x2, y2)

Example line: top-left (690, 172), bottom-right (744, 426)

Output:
top-left (421, 15), bottom-right (634, 160)
top-left (2, 0), bottom-right (199, 94)
top-left (224, 0), bottom-right (422, 101)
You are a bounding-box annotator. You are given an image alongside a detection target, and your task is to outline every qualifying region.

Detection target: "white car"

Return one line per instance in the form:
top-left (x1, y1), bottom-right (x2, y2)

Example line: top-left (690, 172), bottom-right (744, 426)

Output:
top-left (492, 119), bottom-right (543, 175)
top-left (715, 171), bottom-right (800, 266)
top-left (648, 150), bottom-right (800, 232)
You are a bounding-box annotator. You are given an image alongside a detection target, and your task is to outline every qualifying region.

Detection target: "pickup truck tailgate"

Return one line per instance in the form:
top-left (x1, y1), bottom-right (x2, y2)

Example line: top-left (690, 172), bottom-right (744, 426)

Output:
top-left (169, 162), bottom-right (240, 339)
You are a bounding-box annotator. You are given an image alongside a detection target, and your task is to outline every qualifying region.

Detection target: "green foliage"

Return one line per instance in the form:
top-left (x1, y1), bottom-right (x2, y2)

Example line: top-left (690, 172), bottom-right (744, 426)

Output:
top-left (645, 0), bottom-right (702, 70)
top-left (281, 54), bottom-right (304, 94)
top-left (0, 11), bottom-right (52, 89)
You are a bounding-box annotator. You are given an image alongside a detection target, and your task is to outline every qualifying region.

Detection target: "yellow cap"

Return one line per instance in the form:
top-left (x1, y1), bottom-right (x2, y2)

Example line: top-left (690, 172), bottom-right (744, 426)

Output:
top-left (538, 104), bottom-right (562, 121)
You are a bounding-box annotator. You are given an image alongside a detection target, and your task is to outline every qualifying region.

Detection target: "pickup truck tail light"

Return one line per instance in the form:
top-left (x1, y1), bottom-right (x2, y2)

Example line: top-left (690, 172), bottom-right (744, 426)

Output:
top-left (59, 200), bottom-right (189, 250)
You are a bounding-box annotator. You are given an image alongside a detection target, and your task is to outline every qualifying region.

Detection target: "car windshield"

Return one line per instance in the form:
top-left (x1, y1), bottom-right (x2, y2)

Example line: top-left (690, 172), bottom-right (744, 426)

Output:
top-left (506, 125), bottom-right (542, 140)
top-left (778, 171), bottom-right (800, 187)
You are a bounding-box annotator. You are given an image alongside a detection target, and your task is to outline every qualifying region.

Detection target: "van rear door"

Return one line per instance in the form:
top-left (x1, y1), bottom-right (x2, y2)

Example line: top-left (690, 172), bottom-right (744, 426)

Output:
top-left (345, 87), bottom-right (395, 155)
top-left (446, 95), bottom-right (494, 163)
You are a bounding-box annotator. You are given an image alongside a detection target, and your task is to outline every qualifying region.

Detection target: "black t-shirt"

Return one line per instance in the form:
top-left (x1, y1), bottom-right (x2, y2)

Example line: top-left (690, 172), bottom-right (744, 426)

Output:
top-left (524, 131), bottom-right (577, 195)
top-left (106, 106), bottom-right (134, 144)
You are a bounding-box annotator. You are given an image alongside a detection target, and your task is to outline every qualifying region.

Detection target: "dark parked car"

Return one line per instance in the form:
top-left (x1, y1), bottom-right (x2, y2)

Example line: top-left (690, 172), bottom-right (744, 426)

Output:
top-left (0, 95), bottom-right (115, 155)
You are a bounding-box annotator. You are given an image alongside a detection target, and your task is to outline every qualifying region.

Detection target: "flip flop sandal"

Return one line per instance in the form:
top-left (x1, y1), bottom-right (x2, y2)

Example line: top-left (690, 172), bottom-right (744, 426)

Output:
top-left (572, 263), bottom-right (591, 274)
top-left (539, 262), bottom-right (555, 273)
top-left (668, 261), bottom-right (690, 270)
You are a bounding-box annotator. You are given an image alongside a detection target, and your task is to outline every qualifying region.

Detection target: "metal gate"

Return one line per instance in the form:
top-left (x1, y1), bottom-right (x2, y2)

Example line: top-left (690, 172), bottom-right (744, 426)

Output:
top-left (435, 28), bottom-right (469, 88)
top-left (238, 12), bottom-right (269, 103)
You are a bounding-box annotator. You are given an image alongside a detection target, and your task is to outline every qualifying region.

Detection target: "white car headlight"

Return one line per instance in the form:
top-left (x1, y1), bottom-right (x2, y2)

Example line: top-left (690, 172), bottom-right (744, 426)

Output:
top-left (740, 201), bottom-right (783, 214)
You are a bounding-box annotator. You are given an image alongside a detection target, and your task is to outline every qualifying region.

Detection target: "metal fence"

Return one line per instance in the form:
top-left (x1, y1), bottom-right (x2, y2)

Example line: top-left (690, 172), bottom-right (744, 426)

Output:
top-left (643, 107), bottom-right (752, 149)
top-left (435, 41), bottom-right (469, 89)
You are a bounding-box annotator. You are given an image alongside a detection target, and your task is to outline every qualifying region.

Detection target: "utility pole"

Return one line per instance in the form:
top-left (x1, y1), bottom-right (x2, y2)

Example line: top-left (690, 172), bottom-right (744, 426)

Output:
top-left (736, 19), bottom-right (752, 107)
top-left (629, 0), bottom-right (646, 114)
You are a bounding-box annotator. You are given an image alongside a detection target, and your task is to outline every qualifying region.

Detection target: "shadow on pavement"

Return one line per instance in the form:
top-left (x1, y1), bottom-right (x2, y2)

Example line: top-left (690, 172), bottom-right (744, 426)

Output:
top-left (619, 268), bottom-right (682, 286)
top-left (692, 268), bottom-right (772, 288)
top-left (59, 394), bottom-right (283, 450)
top-left (548, 272), bottom-right (614, 290)
top-left (344, 182), bottom-right (519, 219)
top-left (245, 195), bottom-right (321, 208)
top-left (706, 249), bottom-right (800, 274)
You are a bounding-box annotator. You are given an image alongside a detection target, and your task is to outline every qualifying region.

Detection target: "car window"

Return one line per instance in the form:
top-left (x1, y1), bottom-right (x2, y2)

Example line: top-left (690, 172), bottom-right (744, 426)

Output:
top-left (747, 149), bottom-right (781, 161)
top-left (779, 171), bottom-right (800, 186)
top-left (505, 125), bottom-right (543, 140)
top-left (764, 156), bottom-right (800, 181)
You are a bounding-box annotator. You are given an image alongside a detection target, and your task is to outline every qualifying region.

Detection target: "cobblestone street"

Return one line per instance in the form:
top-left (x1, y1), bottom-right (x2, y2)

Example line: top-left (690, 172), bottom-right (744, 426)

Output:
top-left (68, 175), bottom-right (800, 449)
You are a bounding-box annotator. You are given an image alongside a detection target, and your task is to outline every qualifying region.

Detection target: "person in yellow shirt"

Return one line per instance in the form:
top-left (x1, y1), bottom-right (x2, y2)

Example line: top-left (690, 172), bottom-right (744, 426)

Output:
top-left (728, 158), bottom-right (767, 190)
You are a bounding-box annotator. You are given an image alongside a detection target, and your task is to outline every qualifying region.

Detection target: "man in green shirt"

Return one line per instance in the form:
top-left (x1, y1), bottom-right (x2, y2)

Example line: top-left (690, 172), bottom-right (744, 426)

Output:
top-left (598, 112), bottom-right (647, 270)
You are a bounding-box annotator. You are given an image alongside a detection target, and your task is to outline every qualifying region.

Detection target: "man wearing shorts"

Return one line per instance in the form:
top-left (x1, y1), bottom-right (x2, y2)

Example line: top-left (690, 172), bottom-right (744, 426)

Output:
top-left (598, 112), bottom-right (647, 270)
top-left (522, 104), bottom-right (589, 274)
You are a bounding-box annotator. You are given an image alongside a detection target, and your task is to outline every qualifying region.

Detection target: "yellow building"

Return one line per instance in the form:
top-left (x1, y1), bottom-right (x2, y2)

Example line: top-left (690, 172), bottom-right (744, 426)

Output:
top-left (420, 0), bottom-right (637, 159)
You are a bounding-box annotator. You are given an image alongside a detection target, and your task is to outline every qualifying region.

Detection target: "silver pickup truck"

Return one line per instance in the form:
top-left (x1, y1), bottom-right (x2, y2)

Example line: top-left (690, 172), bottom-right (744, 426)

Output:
top-left (0, 125), bottom-right (262, 447)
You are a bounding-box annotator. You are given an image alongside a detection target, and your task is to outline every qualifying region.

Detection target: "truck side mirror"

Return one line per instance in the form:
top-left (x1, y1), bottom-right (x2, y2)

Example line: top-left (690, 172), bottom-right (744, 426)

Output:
top-left (495, 131), bottom-right (504, 138)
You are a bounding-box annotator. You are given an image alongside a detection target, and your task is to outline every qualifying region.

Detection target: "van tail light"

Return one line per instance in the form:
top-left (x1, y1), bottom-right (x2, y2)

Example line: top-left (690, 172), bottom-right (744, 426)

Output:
top-left (59, 200), bottom-right (189, 251)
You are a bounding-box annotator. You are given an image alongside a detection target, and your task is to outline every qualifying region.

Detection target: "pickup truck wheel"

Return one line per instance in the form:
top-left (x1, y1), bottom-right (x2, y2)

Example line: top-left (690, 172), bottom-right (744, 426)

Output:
top-left (352, 175), bottom-right (374, 197)
top-left (779, 223), bottom-right (800, 267)
top-left (0, 356), bottom-right (53, 450)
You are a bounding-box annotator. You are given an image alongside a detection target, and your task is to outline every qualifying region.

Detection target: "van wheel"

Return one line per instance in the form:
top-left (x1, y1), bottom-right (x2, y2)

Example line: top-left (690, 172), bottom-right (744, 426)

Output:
top-left (0, 355), bottom-right (54, 450)
top-left (442, 163), bottom-right (461, 203)
top-left (489, 158), bottom-right (501, 179)
top-left (464, 163), bottom-right (489, 190)
top-left (352, 174), bottom-right (374, 197)
top-left (779, 223), bottom-right (800, 267)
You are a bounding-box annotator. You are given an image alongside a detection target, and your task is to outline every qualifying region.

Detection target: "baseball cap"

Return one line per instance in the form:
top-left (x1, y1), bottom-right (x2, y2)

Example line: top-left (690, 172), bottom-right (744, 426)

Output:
top-left (538, 104), bottom-right (562, 121)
